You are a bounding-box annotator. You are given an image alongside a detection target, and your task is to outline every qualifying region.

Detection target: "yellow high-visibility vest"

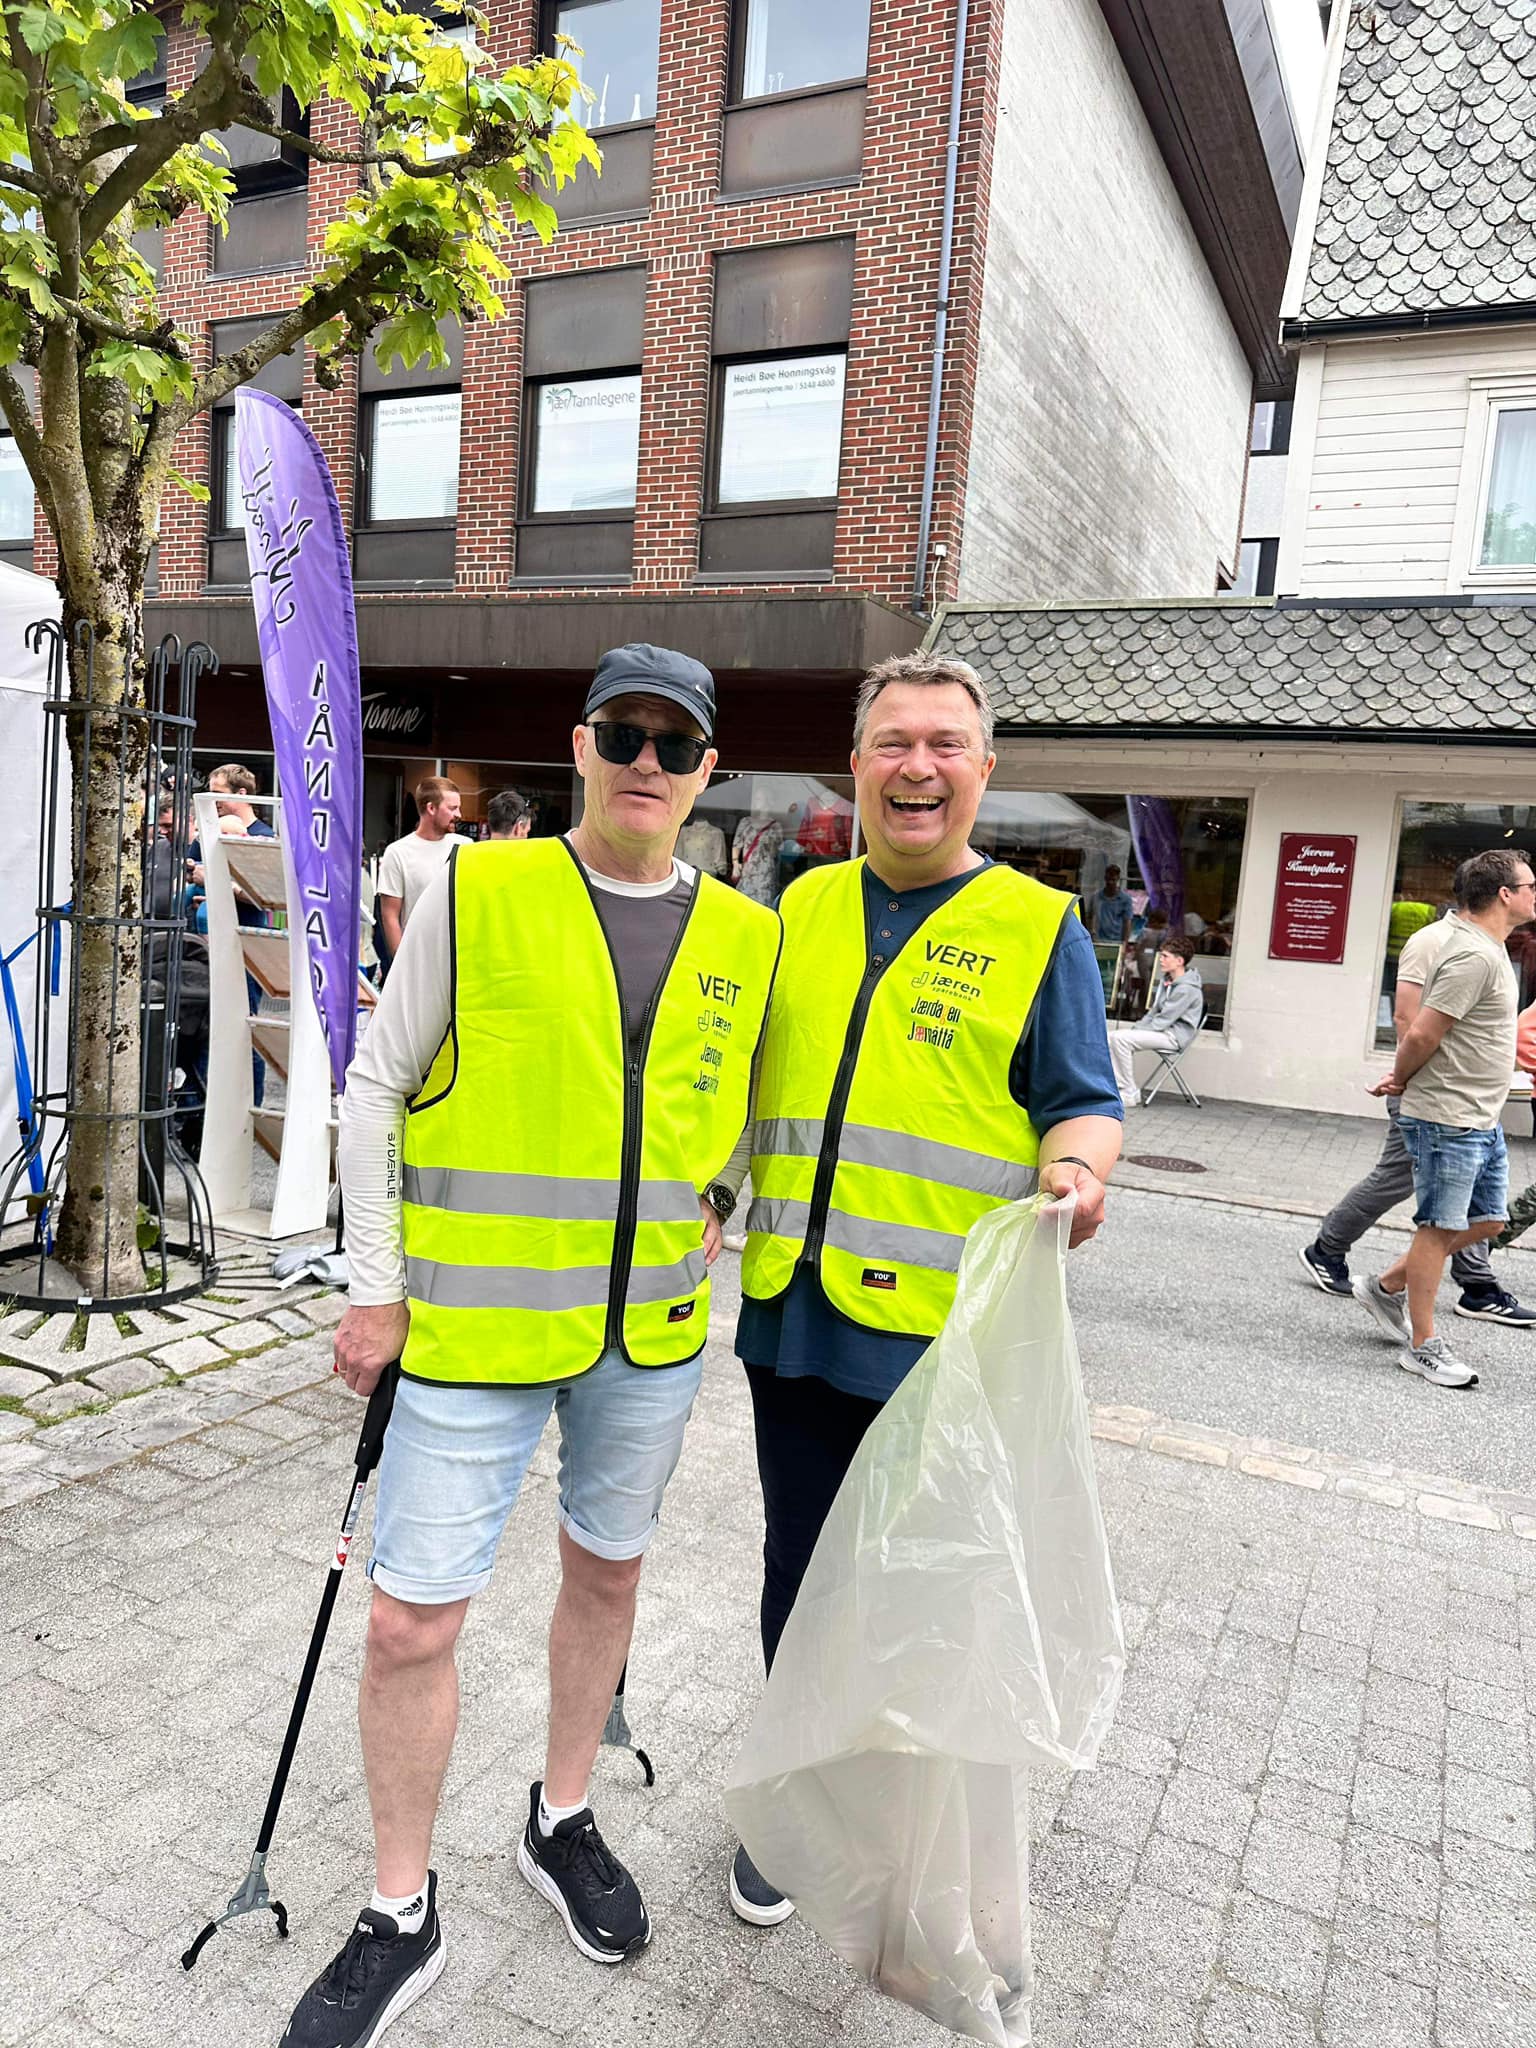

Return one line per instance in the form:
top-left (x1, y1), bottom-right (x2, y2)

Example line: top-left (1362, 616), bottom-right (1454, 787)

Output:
top-left (742, 858), bottom-right (1071, 1336)
top-left (402, 839), bottom-right (781, 1386)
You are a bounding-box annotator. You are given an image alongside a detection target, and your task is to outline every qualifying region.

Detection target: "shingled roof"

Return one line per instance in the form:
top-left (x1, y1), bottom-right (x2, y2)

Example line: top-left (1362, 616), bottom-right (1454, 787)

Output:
top-left (1286, 0), bottom-right (1536, 334)
top-left (929, 599), bottom-right (1536, 739)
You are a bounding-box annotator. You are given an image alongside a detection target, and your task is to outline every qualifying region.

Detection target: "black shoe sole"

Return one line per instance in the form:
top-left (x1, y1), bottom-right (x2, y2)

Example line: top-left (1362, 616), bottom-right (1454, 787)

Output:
top-left (283, 1937), bottom-right (445, 2048)
top-left (517, 1837), bottom-right (650, 1964)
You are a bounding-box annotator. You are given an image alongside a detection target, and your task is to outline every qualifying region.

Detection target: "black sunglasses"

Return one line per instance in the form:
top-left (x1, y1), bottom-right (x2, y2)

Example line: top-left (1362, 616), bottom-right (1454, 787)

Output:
top-left (590, 721), bottom-right (709, 775)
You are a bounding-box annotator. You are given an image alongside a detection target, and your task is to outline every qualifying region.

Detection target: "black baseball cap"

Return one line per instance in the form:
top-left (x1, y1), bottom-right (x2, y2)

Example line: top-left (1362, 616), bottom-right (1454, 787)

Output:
top-left (583, 643), bottom-right (716, 741)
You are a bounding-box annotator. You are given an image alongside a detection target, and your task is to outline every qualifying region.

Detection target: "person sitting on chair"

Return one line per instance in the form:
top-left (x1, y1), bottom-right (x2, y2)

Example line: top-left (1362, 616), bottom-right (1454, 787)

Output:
top-left (1108, 934), bottom-right (1203, 1108)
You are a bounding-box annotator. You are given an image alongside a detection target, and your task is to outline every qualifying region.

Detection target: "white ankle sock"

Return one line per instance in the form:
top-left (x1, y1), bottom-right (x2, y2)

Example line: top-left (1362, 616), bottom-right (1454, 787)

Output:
top-left (539, 1790), bottom-right (588, 1837)
top-left (371, 1882), bottom-right (428, 1933)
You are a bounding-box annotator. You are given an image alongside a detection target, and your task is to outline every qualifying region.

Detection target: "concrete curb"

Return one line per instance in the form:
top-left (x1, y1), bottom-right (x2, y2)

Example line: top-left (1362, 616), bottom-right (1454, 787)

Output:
top-left (1094, 1401), bottom-right (1536, 1539)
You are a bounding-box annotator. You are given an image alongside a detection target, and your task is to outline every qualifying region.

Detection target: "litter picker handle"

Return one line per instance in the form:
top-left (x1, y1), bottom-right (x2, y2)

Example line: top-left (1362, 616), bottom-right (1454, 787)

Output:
top-left (253, 1361), bottom-right (400, 1860)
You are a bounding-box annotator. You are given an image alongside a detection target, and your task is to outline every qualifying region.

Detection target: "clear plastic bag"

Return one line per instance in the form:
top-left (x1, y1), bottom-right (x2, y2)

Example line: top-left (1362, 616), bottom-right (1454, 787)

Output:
top-left (724, 1193), bottom-right (1124, 2046)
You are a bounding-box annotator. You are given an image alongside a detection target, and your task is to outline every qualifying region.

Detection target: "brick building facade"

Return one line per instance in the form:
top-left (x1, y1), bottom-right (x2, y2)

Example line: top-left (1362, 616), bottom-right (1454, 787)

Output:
top-left (13, 0), bottom-right (1309, 855)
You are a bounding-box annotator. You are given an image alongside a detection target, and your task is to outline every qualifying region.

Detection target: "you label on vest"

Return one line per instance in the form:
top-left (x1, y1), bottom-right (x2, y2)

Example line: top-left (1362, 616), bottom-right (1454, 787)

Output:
top-left (861, 1267), bottom-right (898, 1291)
top-left (667, 1300), bottom-right (697, 1323)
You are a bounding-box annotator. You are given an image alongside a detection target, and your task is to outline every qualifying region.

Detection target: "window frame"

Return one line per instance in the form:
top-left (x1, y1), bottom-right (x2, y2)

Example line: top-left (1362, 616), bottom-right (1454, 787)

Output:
top-left (519, 366), bottom-right (643, 524)
top-left (208, 407), bottom-right (243, 544)
top-left (539, 0), bottom-right (661, 136)
top-left (356, 385), bottom-right (463, 533)
top-left (706, 344), bottom-right (847, 516)
top-left (726, 0), bottom-right (870, 108)
top-left (1450, 376), bottom-right (1536, 590)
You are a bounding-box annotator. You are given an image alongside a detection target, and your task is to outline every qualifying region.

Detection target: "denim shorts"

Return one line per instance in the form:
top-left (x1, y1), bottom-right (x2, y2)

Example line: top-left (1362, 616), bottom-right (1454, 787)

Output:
top-left (367, 1347), bottom-right (704, 1604)
top-left (1396, 1115), bottom-right (1508, 1232)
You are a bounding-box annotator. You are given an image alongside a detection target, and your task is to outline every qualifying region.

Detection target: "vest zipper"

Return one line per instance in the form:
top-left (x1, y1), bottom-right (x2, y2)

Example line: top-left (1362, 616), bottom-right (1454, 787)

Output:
top-left (798, 906), bottom-right (896, 1271)
top-left (575, 866), bottom-right (699, 1356)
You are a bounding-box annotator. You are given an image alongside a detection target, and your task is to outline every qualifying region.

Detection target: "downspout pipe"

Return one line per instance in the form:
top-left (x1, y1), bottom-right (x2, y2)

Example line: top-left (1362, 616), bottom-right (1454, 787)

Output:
top-left (911, 0), bottom-right (970, 616)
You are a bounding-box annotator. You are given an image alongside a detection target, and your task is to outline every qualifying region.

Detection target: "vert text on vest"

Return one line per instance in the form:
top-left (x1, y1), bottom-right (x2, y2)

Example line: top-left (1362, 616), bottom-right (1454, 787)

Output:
top-left (924, 941), bottom-right (997, 975)
top-left (697, 973), bottom-right (742, 1005)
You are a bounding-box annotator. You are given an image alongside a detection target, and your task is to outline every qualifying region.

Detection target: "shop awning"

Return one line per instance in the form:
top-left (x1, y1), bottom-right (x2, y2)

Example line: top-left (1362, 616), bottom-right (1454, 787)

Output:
top-left (928, 597), bottom-right (1536, 743)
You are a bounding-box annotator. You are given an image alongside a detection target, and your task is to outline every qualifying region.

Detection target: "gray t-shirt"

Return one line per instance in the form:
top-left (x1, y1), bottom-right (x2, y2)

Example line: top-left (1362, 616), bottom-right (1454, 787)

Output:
top-left (591, 873), bottom-right (694, 1056)
top-left (1401, 919), bottom-right (1517, 1130)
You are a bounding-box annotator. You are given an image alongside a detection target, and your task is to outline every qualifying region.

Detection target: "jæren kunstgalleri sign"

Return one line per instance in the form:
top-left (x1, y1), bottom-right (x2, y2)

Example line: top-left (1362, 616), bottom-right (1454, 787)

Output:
top-left (1268, 833), bottom-right (1356, 965)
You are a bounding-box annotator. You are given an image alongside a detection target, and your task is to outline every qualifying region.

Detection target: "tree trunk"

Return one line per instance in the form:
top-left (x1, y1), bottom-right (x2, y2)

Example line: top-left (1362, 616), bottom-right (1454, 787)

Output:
top-left (53, 560), bottom-right (149, 1297)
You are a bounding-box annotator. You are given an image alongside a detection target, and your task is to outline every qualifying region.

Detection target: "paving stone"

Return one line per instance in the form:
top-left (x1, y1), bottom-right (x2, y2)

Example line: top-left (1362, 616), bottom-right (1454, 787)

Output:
top-left (1443, 1765), bottom-right (1534, 1852)
top-left (1445, 1708), bottom-right (1529, 1786)
top-left (151, 1335), bottom-right (226, 1375)
top-left (1107, 1881), bottom-right (1222, 2001)
top-left (0, 1410), bottom-right (36, 1441)
top-left (1079, 1969), bottom-right (1200, 2048)
top-left (1441, 1830), bottom-right (1536, 1904)
top-left (209, 1318), bottom-right (280, 1355)
top-left (1351, 1762), bottom-right (1441, 1846)
top-left (0, 1363), bottom-right (52, 1398)
top-left (1438, 1881), bottom-right (1536, 1993)
top-left (1059, 1764), bottom-right (1163, 1851)
top-left (1329, 1899), bottom-right (1437, 1989)
top-left (23, 1382), bottom-right (108, 1420)
top-left (1198, 1983), bottom-right (1319, 2048)
top-left (1221, 1892), bottom-right (1330, 2007)
top-left (83, 1359), bottom-right (170, 1398)
top-left (298, 1292), bottom-right (347, 1328)
top-left (1241, 1818), bottom-right (1342, 1918)
top-left (1320, 1960), bottom-right (1432, 2048)
top-left (1137, 1832), bottom-right (1239, 1910)
top-left (1434, 1961), bottom-right (1536, 2048)
top-left (1030, 1827), bottom-right (1139, 1929)
top-left (1339, 1827), bottom-right (1441, 1919)
top-left (1156, 1768), bottom-right (1255, 1857)
top-left (1256, 1776), bottom-right (1350, 1842)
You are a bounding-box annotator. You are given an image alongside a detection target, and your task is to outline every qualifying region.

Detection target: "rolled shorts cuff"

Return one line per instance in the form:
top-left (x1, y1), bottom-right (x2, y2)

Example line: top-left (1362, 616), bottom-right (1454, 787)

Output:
top-left (366, 1558), bottom-right (491, 1605)
top-left (558, 1503), bottom-right (658, 1562)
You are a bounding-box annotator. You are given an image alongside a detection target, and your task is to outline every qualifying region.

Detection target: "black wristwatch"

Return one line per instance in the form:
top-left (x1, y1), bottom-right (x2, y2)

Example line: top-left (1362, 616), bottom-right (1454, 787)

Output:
top-left (705, 1181), bottom-right (737, 1223)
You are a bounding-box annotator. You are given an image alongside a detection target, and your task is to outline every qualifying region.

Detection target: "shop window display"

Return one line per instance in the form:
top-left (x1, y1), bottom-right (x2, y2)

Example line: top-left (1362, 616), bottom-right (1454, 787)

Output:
top-left (1377, 801), bottom-right (1536, 1046)
top-left (686, 771), bottom-right (856, 901)
top-left (971, 791), bottom-right (1249, 1028)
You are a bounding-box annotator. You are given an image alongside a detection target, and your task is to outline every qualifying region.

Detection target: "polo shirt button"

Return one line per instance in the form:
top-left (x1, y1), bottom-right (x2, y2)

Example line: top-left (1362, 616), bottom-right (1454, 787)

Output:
top-left (881, 928), bottom-right (892, 938)
top-left (888, 900), bottom-right (899, 911)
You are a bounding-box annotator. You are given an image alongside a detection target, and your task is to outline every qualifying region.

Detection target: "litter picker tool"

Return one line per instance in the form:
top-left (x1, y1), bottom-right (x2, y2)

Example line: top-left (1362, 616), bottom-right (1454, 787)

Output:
top-left (601, 1660), bottom-right (654, 1786)
top-left (182, 1363), bottom-right (400, 1971)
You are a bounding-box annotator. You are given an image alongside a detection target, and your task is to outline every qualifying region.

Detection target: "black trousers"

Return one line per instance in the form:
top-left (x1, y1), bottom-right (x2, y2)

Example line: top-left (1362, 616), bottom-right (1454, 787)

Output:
top-left (745, 1365), bottom-right (882, 1672)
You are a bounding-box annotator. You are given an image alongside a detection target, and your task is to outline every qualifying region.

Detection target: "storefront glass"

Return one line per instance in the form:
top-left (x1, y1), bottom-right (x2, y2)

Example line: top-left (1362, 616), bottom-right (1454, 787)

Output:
top-left (1377, 801), bottom-right (1536, 1044)
top-left (975, 790), bottom-right (1249, 1027)
top-left (685, 771), bottom-right (856, 898)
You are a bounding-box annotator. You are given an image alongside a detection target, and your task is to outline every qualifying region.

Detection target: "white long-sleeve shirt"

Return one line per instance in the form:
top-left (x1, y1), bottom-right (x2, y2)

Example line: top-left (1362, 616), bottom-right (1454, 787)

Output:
top-left (340, 844), bottom-right (698, 1304)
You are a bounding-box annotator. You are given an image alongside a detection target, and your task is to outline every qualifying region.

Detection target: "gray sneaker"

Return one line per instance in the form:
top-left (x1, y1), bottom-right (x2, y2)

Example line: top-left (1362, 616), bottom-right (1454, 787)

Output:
top-left (1397, 1336), bottom-right (1478, 1389)
top-left (1352, 1273), bottom-right (1411, 1342)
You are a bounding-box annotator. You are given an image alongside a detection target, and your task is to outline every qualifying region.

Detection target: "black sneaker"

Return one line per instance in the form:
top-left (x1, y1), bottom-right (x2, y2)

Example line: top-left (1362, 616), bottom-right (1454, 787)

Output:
top-left (280, 1872), bottom-right (444, 2048)
top-left (728, 1842), bottom-right (795, 1927)
top-left (516, 1782), bottom-right (650, 1964)
top-left (1299, 1241), bottom-right (1352, 1295)
top-left (1455, 1288), bottom-right (1536, 1326)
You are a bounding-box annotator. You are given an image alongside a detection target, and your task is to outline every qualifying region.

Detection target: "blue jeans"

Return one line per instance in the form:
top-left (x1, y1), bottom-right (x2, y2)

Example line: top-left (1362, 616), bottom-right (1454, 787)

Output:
top-left (368, 1347), bottom-right (704, 1604)
top-left (1396, 1116), bottom-right (1508, 1233)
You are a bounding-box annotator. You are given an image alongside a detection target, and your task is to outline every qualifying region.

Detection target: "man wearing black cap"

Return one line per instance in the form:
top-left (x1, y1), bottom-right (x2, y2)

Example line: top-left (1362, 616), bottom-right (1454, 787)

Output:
top-left (282, 646), bottom-right (781, 2047)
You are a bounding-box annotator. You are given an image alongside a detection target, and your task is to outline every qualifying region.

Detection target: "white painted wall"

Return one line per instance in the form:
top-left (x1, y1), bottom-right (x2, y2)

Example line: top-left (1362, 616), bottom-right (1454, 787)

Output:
top-left (1283, 326), bottom-right (1536, 596)
top-left (957, 0), bottom-right (1253, 603)
top-left (993, 734), bottom-right (1534, 1120)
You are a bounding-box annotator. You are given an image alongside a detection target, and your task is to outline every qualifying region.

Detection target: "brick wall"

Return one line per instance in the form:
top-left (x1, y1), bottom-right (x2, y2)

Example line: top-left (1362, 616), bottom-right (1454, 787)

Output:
top-left (37, 0), bottom-right (996, 620)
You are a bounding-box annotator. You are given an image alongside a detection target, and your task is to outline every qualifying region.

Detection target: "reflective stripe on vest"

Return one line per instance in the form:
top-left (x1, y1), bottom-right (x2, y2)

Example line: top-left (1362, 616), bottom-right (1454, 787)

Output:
top-left (741, 858), bottom-right (1069, 1337)
top-left (402, 838), bottom-right (780, 1386)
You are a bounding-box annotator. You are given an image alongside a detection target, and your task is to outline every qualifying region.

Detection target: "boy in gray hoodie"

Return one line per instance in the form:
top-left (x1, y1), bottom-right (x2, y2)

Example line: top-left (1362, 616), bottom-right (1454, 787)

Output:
top-left (1108, 934), bottom-right (1204, 1107)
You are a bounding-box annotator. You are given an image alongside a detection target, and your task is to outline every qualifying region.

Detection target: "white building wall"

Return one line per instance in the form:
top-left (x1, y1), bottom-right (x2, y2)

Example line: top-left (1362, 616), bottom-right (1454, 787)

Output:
top-left (957, 0), bottom-right (1254, 605)
top-left (1281, 325), bottom-right (1536, 597)
top-left (993, 734), bottom-right (1534, 1122)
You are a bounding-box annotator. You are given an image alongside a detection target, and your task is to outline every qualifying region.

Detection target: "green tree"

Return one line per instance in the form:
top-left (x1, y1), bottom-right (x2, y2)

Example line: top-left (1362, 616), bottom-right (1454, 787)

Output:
top-left (0, 0), bottom-right (591, 1289)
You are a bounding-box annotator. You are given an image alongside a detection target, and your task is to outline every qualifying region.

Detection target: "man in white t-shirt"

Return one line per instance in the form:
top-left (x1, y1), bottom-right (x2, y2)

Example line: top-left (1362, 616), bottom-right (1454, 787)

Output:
top-left (1302, 880), bottom-right (1535, 1328)
top-left (376, 776), bottom-right (461, 959)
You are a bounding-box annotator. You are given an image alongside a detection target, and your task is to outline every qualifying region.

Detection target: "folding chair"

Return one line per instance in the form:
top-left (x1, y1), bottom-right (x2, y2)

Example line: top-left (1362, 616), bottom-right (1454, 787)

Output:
top-left (1140, 1031), bottom-right (1203, 1107)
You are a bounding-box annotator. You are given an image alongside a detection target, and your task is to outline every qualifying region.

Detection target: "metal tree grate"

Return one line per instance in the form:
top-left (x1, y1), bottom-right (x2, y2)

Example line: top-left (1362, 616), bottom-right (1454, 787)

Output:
top-left (0, 622), bottom-right (219, 1310)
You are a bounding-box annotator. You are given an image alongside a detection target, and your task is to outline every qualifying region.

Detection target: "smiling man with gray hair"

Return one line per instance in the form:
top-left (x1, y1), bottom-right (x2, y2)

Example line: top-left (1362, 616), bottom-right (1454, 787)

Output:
top-left (713, 648), bottom-right (1124, 1926)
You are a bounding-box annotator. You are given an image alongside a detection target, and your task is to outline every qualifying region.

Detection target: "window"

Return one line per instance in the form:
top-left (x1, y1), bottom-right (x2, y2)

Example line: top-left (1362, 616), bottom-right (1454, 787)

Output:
top-left (715, 352), bottom-right (845, 505)
top-left (1480, 407), bottom-right (1536, 568)
top-left (528, 373), bottom-right (641, 513)
top-left (1232, 538), bottom-right (1278, 597)
top-left (362, 392), bottom-right (462, 521)
top-left (975, 790), bottom-right (1249, 1029)
top-left (517, 268), bottom-right (646, 579)
top-left (0, 433), bottom-right (32, 541)
top-left (1376, 801), bottom-right (1536, 1044)
top-left (208, 320), bottom-right (304, 586)
top-left (1250, 398), bottom-right (1292, 455)
top-left (551, 0), bottom-right (661, 127)
top-left (733, 0), bottom-right (870, 100)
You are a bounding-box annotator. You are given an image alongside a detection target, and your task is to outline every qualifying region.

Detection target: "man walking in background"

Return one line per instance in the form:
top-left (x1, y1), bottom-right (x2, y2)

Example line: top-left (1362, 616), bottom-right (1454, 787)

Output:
top-left (722, 650), bottom-right (1122, 1927)
top-left (1351, 848), bottom-right (1535, 1387)
top-left (1302, 864), bottom-right (1536, 1326)
top-left (1106, 933), bottom-right (1203, 1108)
top-left (376, 775), bottom-right (461, 959)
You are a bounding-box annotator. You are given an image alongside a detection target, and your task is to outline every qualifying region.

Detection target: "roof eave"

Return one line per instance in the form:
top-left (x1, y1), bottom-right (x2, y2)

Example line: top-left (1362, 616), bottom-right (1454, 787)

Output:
top-left (1283, 302), bottom-right (1536, 345)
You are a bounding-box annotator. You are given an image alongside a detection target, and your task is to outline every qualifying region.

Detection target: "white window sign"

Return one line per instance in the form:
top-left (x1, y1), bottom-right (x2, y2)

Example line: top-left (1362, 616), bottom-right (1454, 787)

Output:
top-left (370, 391), bottom-right (462, 521)
top-left (718, 352), bottom-right (845, 505)
top-left (533, 374), bottom-right (641, 513)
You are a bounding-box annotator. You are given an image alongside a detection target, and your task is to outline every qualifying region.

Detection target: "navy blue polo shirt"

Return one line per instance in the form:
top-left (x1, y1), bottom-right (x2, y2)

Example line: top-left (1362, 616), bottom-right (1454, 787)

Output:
top-left (735, 859), bottom-right (1122, 1403)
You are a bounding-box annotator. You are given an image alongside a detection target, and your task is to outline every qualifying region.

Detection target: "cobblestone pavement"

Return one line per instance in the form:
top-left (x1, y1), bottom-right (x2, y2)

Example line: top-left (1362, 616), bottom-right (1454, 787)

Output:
top-left (3, 1164), bottom-right (1534, 2046)
top-left (1118, 1097), bottom-right (1536, 1226)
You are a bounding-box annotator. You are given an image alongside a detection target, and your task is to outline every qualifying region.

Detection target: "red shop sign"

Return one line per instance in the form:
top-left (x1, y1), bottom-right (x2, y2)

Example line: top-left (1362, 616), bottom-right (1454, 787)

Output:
top-left (1268, 833), bottom-right (1357, 965)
